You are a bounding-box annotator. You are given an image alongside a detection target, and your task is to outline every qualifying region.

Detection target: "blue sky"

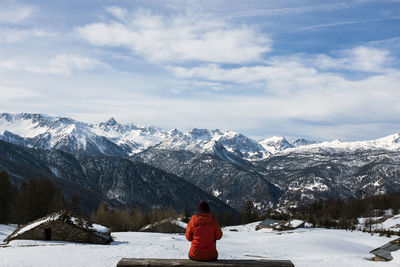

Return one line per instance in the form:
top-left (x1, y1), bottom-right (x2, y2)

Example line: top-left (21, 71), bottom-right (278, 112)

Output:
top-left (1, 0), bottom-right (400, 141)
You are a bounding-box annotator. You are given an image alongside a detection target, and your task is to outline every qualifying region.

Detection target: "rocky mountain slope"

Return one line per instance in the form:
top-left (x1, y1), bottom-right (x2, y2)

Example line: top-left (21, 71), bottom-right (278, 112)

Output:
top-left (1, 112), bottom-right (400, 211)
top-left (0, 139), bottom-right (236, 215)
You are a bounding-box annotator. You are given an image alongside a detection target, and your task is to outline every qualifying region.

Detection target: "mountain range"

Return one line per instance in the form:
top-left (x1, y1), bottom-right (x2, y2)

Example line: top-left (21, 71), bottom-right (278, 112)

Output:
top-left (1, 112), bottom-right (400, 212)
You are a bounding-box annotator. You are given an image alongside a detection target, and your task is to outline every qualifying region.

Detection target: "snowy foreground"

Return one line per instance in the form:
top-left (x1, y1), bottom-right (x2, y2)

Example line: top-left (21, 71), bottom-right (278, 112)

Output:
top-left (1, 223), bottom-right (399, 267)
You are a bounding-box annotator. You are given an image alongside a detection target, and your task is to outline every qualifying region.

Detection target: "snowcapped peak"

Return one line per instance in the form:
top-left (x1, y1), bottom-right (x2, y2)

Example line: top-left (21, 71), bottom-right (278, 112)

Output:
top-left (16, 112), bottom-right (52, 123)
top-left (168, 128), bottom-right (182, 137)
top-left (259, 136), bottom-right (293, 153)
top-left (286, 133), bottom-right (400, 153)
top-left (0, 113), bottom-right (13, 122)
top-left (370, 133), bottom-right (400, 148)
top-left (53, 117), bottom-right (74, 125)
top-left (292, 138), bottom-right (318, 147)
top-left (189, 128), bottom-right (211, 141)
top-left (211, 129), bottom-right (224, 136)
top-left (378, 132), bottom-right (400, 143)
top-left (262, 136), bottom-right (287, 142)
top-left (104, 117), bottom-right (118, 126)
top-left (393, 133), bottom-right (400, 143)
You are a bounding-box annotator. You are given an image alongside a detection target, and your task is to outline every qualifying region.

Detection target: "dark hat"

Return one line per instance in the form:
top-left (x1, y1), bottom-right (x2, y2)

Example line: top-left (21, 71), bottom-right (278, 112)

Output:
top-left (198, 201), bottom-right (210, 213)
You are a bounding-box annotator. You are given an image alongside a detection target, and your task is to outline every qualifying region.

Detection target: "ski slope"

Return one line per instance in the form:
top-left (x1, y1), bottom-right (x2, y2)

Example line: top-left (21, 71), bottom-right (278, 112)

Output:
top-left (0, 223), bottom-right (399, 267)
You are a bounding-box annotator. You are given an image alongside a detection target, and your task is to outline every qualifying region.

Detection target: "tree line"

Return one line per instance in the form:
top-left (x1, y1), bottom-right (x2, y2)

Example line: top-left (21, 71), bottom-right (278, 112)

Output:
top-left (4, 166), bottom-right (399, 234)
top-left (0, 171), bottom-right (67, 224)
top-left (258, 192), bottom-right (400, 232)
top-left (91, 203), bottom-right (243, 232)
top-left (294, 192), bottom-right (400, 229)
top-left (0, 170), bottom-right (250, 230)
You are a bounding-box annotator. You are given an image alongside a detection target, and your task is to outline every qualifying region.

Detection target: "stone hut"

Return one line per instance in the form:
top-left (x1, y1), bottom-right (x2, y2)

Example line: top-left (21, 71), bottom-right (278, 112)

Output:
top-left (5, 211), bottom-right (112, 244)
top-left (370, 238), bottom-right (400, 261)
top-left (140, 218), bottom-right (187, 233)
top-left (273, 219), bottom-right (305, 231)
top-left (256, 218), bottom-right (282, 230)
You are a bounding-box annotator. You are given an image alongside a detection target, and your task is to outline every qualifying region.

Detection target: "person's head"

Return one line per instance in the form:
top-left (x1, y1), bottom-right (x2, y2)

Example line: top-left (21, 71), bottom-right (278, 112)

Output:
top-left (198, 200), bottom-right (210, 213)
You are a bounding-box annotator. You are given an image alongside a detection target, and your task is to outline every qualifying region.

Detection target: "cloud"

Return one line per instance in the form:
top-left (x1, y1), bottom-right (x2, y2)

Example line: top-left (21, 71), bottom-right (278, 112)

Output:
top-left (0, 28), bottom-right (55, 43)
top-left (0, 60), bottom-right (18, 71)
top-left (168, 61), bottom-right (343, 95)
top-left (225, 2), bottom-right (353, 18)
top-left (0, 54), bottom-right (106, 76)
top-left (168, 46), bottom-right (394, 95)
top-left (26, 54), bottom-right (105, 76)
top-left (298, 18), bottom-right (399, 31)
top-left (224, 0), bottom-right (400, 19)
top-left (76, 9), bottom-right (271, 63)
top-left (0, 85), bottom-right (39, 100)
top-left (104, 6), bottom-right (128, 20)
top-left (314, 46), bottom-right (392, 73)
top-left (0, 2), bottom-right (34, 24)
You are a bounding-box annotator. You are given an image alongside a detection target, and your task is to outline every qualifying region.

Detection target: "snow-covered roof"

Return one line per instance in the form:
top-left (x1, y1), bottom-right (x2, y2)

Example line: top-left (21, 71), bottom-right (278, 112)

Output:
top-left (139, 218), bottom-right (187, 232)
top-left (7, 211), bottom-right (110, 241)
top-left (287, 219), bottom-right (305, 228)
top-left (10, 214), bottom-right (61, 239)
top-left (259, 218), bottom-right (281, 226)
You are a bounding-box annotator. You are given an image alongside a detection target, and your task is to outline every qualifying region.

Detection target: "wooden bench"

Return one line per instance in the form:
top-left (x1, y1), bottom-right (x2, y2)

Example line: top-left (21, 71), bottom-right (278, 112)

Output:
top-left (117, 258), bottom-right (294, 267)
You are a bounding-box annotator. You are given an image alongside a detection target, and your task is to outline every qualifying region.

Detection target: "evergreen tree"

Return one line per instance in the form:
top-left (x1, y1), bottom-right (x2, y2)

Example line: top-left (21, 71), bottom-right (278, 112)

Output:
top-left (70, 195), bottom-right (81, 215)
top-left (239, 200), bottom-right (259, 224)
top-left (11, 178), bottom-right (66, 224)
top-left (0, 171), bottom-right (12, 223)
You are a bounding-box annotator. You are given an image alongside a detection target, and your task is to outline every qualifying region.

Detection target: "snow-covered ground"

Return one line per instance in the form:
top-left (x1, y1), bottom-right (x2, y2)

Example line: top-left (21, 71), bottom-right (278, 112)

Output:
top-left (1, 222), bottom-right (399, 267)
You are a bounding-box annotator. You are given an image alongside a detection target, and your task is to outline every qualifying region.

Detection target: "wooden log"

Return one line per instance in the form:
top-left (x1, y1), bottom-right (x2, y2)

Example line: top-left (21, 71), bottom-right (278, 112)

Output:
top-left (117, 258), bottom-right (294, 267)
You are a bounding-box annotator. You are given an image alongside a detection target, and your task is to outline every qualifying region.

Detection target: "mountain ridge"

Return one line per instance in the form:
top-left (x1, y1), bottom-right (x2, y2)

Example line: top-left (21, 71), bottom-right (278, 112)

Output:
top-left (1, 112), bottom-right (400, 211)
top-left (2, 112), bottom-right (400, 158)
top-left (0, 138), bottom-right (236, 215)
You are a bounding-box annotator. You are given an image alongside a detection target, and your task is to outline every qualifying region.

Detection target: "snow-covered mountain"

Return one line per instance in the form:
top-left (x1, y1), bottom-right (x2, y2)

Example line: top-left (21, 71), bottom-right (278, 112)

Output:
top-left (259, 136), bottom-right (293, 153)
top-left (1, 112), bottom-right (400, 159)
top-left (0, 113), bottom-right (270, 158)
top-left (1, 112), bottom-right (400, 211)
top-left (0, 113), bottom-right (168, 157)
top-left (287, 133), bottom-right (400, 153)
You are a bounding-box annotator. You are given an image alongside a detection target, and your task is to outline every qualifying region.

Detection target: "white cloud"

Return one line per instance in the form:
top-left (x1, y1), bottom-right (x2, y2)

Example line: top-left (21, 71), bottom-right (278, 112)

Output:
top-left (168, 61), bottom-right (343, 95)
top-left (0, 28), bottom-right (55, 43)
top-left (314, 46), bottom-right (391, 73)
top-left (0, 3), bottom-right (34, 23)
top-left (0, 54), bottom-right (103, 76)
top-left (226, 2), bottom-right (353, 18)
top-left (0, 85), bottom-right (39, 100)
top-left (25, 54), bottom-right (105, 76)
top-left (168, 46), bottom-right (395, 96)
top-left (0, 60), bottom-right (18, 71)
top-left (104, 6), bottom-right (128, 20)
top-left (76, 10), bottom-right (271, 63)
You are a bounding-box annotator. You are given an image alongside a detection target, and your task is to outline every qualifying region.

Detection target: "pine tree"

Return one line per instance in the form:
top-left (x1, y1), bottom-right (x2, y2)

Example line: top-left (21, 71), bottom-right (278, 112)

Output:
top-left (0, 171), bottom-right (12, 223)
top-left (11, 178), bottom-right (66, 224)
top-left (70, 195), bottom-right (81, 215)
top-left (239, 200), bottom-right (259, 224)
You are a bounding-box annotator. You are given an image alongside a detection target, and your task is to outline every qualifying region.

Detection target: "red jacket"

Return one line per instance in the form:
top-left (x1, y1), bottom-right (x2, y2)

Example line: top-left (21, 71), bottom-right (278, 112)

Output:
top-left (185, 213), bottom-right (223, 261)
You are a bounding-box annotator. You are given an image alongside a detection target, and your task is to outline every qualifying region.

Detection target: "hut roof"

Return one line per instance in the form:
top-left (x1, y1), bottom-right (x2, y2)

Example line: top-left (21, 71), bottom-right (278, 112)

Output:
top-left (259, 219), bottom-right (281, 227)
top-left (7, 211), bottom-right (110, 242)
top-left (370, 238), bottom-right (400, 261)
top-left (140, 218), bottom-right (187, 232)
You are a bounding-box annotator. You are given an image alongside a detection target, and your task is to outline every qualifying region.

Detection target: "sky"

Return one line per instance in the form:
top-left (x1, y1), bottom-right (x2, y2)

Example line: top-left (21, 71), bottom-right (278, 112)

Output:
top-left (0, 0), bottom-right (400, 141)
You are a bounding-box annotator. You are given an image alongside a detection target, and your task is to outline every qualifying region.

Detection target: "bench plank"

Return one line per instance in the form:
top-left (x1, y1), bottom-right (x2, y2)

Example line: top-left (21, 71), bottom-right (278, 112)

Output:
top-left (117, 259), bottom-right (294, 267)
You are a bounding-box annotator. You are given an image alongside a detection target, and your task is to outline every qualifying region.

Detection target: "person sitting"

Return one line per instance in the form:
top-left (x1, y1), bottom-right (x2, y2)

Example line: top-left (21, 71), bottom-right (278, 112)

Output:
top-left (185, 201), bottom-right (223, 261)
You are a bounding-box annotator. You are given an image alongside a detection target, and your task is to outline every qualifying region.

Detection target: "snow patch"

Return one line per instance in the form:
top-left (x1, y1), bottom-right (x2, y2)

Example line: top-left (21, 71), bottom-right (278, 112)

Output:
top-left (212, 189), bottom-right (222, 197)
